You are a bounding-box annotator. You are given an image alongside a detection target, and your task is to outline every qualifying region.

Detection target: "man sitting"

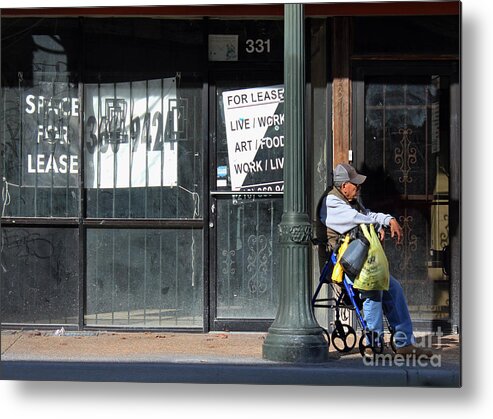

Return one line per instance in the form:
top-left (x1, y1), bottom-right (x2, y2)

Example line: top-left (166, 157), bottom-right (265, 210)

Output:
top-left (320, 163), bottom-right (433, 357)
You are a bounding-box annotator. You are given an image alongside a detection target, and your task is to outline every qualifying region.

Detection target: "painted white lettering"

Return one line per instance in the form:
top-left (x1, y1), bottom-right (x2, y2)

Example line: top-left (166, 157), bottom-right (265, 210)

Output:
top-left (60, 98), bottom-right (71, 116)
top-left (27, 154), bottom-right (36, 173)
top-left (27, 154), bottom-right (78, 174)
top-left (269, 157), bottom-right (284, 170)
top-left (72, 98), bottom-right (79, 117)
top-left (37, 154), bottom-right (45, 171)
top-left (37, 125), bottom-right (69, 144)
top-left (24, 95), bottom-right (79, 117)
top-left (259, 135), bottom-right (284, 149)
top-left (25, 95), bottom-right (36, 114)
top-left (38, 96), bottom-right (45, 113)
top-left (257, 114), bottom-right (284, 128)
top-left (58, 154), bottom-right (68, 174)
top-left (45, 154), bottom-right (59, 173)
top-left (37, 125), bottom-right (44, 143)
top-left (70, 155), bottom-right (78, 174)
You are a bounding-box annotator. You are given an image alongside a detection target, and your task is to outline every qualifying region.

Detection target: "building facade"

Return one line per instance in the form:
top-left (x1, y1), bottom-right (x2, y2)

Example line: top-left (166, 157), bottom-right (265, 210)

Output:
top-left (0, 2), bottom-right (461, 334)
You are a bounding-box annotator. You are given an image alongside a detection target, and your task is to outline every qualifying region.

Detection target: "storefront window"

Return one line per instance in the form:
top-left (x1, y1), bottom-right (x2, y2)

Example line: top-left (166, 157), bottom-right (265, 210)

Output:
top-left (216, 198), bottom-right (281, 319)
top-left (213, 77), bottom-right (284, 326)
top-left (362, 73), bottom-right (451, 321)
top-left (0, 227), bottom-right (79, 324)
top-left (81, 19), bottom-right (204, 219)
top-left (85, 228), bottom-right (203, 327)
top-left (83, 76), bottom-right (203, 219)
top-left (1, 19), bottom-right (80, 217)
top-left (81, 18), bottom-right (205, 328)
top-left (2, 17), bottom-right (205, 329)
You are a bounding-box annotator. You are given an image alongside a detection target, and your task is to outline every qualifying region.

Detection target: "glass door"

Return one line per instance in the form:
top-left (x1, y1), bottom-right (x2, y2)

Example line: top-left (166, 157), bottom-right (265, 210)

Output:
top-left (209, 69), bottom-right (284, 331)
top-left (352, 61), bottom-right (460, 332)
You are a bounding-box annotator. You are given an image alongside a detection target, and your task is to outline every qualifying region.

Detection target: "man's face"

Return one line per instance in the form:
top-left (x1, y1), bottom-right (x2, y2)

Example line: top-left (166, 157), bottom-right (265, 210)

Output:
top-left (340, 182), bottom-right (361, 201)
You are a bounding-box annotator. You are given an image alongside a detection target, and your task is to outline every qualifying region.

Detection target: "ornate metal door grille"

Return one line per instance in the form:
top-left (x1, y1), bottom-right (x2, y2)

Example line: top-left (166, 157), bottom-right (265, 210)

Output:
top-left (357, 71), bottom-right (452, 324)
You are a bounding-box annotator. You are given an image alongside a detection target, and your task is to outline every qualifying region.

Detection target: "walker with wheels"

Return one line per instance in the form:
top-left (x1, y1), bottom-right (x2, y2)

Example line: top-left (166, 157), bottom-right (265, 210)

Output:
top-left (312, 251), bottom-right (398, 357)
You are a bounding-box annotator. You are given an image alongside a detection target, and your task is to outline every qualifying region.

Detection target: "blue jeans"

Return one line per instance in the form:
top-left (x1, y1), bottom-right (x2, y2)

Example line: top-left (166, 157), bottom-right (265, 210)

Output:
top-left (359, 275), bottom-right (415, 348)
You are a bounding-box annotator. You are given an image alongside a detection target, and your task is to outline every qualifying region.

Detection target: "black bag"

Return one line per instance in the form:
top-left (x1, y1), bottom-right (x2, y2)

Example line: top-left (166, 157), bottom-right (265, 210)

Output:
top-left (340, 236), bottom-right (369, 279)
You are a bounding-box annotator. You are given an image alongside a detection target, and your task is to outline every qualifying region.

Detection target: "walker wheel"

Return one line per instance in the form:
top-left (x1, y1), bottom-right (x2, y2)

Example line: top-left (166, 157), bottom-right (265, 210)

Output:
top-left (358, 330), bottom-right (384, 357)
top-left (331, 322), bottom-right (356, 353)
top-left (389, 330), bottom-right (399, 353)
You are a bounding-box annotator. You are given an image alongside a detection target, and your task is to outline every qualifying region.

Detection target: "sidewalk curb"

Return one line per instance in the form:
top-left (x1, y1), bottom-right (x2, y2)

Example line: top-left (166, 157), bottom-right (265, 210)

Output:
top-left (0, 360), bottom-right (461, 387)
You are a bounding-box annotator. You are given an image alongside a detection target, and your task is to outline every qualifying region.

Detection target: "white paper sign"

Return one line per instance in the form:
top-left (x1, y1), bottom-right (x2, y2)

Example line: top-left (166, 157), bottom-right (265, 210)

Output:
top-left (84, 77), bottom-right (177, 189)
top-left (222, 85), bottom-right (285, 192)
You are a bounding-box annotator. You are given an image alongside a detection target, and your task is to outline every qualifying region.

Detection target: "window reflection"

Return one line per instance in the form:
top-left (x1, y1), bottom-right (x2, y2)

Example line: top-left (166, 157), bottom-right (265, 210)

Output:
top-left (85, 228), bottom-right (203, 327)
top-left (216, 197), bottom-right (281, 319)
top-left (1, 227), bottom-right (79, 324)
top-left (364, 75), bottom-right (450, 321)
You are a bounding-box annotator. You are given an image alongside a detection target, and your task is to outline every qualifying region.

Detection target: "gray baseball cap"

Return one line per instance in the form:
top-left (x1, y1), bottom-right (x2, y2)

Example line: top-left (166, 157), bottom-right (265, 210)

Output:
top-left (333, 163), bottom-right (367, 185)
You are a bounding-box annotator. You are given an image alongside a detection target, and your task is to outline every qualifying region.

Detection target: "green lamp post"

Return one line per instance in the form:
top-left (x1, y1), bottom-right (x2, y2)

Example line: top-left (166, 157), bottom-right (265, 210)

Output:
top-left (262, 3), bottom-right (329, 363)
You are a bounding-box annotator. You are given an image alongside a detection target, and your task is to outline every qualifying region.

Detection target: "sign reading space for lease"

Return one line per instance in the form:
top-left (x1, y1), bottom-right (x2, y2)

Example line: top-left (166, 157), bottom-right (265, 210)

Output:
top-left (222, 85), bottom-right (284, 192)
top-left (84, 77), bottom-right (177, 189)
top-left (21, 82), bottom-right (80, 188)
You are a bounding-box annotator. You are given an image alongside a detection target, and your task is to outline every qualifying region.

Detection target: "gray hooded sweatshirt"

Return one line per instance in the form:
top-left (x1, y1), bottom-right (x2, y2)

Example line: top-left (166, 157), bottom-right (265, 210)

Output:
top-left (320, 187), bottom-right (394, 250)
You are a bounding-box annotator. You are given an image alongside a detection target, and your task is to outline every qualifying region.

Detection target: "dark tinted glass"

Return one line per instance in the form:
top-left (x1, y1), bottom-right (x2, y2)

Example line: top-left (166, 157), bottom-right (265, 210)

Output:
top-left (1, 18), bottom-right (80, 217)
top-left (353, 16), bottom-right (459, 56)
top-left (216, 197), bottom-right (282, 318)
top-left (1, 227), bottom-right (79, 324)
top-left (85, 228), bottom-right (203, 327)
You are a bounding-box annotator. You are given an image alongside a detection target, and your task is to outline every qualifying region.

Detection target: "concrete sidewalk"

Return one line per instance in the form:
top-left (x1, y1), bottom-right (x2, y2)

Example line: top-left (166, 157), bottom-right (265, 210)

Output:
top-left (0, 329), bottom-right (461, 386)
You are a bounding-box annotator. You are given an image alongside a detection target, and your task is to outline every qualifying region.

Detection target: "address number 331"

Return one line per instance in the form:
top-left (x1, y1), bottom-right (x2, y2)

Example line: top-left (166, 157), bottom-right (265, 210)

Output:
top-left (245, 39), bottom-right (271, 54)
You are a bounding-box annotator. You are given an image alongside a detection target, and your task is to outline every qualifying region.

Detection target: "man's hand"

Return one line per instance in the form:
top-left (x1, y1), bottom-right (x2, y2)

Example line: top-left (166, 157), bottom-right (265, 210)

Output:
top-left (389, 218), bottom-right (403, 244)
top-left (379, 228), bottom-right (385, 242)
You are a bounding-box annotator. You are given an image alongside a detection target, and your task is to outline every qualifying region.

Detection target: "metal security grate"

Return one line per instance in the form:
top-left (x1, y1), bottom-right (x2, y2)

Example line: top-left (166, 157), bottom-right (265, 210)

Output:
top-left (363, 75), bottom-right (451, 321)
top-left (83, 78), bottom-right (202, 220)
top-left (1, 77), bottom-right (79, 218)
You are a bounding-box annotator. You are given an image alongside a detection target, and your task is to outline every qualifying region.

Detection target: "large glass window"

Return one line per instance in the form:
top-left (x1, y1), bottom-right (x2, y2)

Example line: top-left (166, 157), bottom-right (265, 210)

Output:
top-left (83, 76), bottom-right (203, 219)
top-left (0, 227), bottom-right (79, 324)
top-left (85, 229), bottom-right (203, 328)
top-left (1, 19), bottom-right (80, 218)
top-left (216, 197), bottom-right (281, 318)
top-left (361, 73), bottom-right (451, 322)
top-left (81, 19), bottom-right (204, 220)
top-left (80, 18), bottom-right (205, 329)
top-left (212, 74), bottom-right (283, 327)
top-left (1, 18), bottom-right (81, 326)
top-left (1, 17), bottom-right (206, 329)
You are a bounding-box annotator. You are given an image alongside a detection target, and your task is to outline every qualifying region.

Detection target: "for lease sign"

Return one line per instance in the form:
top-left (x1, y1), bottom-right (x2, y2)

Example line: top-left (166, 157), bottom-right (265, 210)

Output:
top-left (20, 82), bottom-right (80, 187)
top-left (222, 85), bottom-right (285, 192)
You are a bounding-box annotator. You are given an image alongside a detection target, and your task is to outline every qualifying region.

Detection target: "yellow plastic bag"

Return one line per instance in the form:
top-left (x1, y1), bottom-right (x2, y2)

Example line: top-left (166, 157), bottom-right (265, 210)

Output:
top-left (331, 234), bottom-right (350, 284)
top-left (353, 224), bottom-right (390, 291)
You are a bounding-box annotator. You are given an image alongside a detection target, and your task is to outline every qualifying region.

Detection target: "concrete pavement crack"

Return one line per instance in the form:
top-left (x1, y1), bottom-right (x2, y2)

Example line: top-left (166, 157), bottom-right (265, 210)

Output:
top-left (1, 332), bottom-right (24, 356)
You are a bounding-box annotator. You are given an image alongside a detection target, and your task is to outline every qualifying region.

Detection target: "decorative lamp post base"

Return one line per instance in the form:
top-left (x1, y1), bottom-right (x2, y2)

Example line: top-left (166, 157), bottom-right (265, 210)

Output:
top-left (262, 216), bottom-right (329, 363)
top-left (263, 329), bottom-right (329, 363)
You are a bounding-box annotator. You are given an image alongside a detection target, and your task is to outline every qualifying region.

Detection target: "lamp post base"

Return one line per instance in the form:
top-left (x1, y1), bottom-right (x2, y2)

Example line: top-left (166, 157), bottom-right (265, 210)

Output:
top-left (262, 328), bottom-right (329, 363)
